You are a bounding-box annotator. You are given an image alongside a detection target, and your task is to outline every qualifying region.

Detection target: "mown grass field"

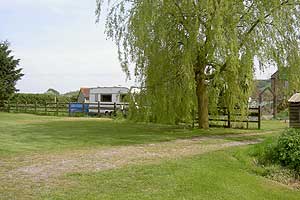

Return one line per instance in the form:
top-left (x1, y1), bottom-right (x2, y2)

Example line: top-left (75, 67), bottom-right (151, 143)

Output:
top-left (0, 112), bottom-right (285, 156)
top-left (47, 149), bottom-right (300, 200)
top-left (0, 112), bottom-right (298, 200)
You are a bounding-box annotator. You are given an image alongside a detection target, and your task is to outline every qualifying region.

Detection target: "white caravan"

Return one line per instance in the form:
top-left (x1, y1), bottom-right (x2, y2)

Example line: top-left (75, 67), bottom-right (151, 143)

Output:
top-left (88, 87), bottom-right (129, 114)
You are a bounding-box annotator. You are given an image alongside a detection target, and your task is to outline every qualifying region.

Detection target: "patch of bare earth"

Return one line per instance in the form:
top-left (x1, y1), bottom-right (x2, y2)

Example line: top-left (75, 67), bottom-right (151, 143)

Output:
top-left (0, 133), bottom-right (263, 199)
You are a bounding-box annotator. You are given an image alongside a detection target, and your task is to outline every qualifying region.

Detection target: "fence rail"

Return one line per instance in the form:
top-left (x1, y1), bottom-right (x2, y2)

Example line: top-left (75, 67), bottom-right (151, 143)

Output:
top-left (0, 101), bottom-right (260, 129)
top-left (192, 106), bottom-right (261, 129)
top-left (0, 101), bottom-right (129, 117)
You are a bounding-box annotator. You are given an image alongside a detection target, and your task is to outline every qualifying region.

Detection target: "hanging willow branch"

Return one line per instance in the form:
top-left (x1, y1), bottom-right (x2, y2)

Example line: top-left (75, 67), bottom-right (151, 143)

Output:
top-left (96, 0), bottom-right (300, 126)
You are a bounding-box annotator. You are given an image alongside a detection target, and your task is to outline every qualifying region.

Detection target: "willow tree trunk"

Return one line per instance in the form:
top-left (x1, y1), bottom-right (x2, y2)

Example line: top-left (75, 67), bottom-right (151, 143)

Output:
top-left (196, 74), bottom-right (209, 129)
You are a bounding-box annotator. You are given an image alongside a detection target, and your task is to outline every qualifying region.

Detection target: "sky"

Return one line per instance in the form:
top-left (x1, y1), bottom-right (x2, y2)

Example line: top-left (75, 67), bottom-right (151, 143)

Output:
top-left (0, 0), bottom-right (277, 94)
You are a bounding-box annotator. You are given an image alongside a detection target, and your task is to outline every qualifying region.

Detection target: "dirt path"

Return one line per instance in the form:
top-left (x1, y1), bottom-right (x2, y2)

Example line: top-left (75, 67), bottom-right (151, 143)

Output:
top-left (0, 132), bottom-right (268, 188)
top-left (0, 131), bottom-right (271, 199)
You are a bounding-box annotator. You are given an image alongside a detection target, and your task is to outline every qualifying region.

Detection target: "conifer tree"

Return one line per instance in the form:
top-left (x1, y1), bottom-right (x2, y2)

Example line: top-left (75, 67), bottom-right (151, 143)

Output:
top-left (0, 41), bottom-right (24, 105)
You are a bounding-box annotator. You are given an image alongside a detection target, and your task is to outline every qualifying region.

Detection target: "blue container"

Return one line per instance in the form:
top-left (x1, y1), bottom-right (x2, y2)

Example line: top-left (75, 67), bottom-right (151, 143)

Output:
top-left (69, 103), bottom-right (89, 113)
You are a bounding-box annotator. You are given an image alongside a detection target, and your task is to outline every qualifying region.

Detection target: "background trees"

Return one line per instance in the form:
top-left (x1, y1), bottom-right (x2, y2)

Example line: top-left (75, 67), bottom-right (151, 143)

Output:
top-left (97, 1), bottom-right (300, 128)
top-left (0, 41), bottom-right (23, 105)
top-left (45, 88), bottom-right (60, 96)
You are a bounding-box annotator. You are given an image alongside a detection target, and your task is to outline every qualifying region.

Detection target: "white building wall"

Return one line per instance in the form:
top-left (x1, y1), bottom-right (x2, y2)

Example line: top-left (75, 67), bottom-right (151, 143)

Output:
top-left (89, 87), bottom-right (129, 103)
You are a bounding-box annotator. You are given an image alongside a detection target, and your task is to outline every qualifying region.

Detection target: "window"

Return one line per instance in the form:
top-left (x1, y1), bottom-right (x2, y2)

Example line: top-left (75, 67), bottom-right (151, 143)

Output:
top-left (101, 94), bottom-right (112, 102)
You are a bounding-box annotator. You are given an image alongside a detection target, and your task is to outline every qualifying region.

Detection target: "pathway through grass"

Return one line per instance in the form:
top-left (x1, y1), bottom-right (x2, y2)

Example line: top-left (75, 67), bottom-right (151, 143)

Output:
top-left (0, 113), bottom-right (292, 199)
top-left (1, 131), bottom-right (273, 199)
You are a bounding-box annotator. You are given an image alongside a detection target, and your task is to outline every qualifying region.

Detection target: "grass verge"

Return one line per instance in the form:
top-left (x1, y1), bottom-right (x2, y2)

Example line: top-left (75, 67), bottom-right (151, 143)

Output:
top-left (41, 147), bottom-right (300, 200)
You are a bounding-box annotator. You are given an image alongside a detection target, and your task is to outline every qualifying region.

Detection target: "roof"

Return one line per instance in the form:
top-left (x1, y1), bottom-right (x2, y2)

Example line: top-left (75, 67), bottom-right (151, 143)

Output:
top-left (288, 93), bottom-right (300, 103)
top-left (80, 88), bottom-right (90, 98)
top-left (271, 71), bottom-right (279, 79)
top-left (90, 87), bottom-right (129, 94)
top-left (89, 86), bottom-right (129, 90)
top-left (271, 69), bottom-right (288, 80)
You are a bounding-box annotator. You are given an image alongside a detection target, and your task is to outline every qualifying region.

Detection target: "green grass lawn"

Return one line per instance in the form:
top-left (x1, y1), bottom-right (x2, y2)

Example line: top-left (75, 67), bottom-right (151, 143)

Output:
top-left (0, 112), bottom-right (287, 157)
top-left (45, 147), bottom-right (300, 200)
top-left (0, 112), bottom-right (296, 200)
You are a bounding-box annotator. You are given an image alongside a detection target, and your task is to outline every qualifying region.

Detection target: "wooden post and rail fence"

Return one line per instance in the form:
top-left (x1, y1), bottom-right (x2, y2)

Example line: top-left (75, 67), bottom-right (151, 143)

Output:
top-left (0, 101), bottom-right (261, 129)
top-left (0, 101), bottom-right (128, 117)
top-left (192, 106), bottom-right (261, 129)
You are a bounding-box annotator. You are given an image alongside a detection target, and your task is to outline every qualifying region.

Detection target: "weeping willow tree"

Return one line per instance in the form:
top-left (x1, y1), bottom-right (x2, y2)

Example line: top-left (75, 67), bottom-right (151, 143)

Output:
top-left (96, 0), bottom-right (300, 128)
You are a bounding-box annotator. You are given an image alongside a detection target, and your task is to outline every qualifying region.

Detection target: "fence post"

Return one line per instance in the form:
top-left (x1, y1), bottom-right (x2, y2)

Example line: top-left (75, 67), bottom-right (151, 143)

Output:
top-left (45, 102), bottom-right (47, 114)
top-left (34, 101), bottom-right (37, 113)
top-left (25, 101), bottom-right (27, 113)
top-left (56, 102), bottom-right (59, 116)
top-left (68, 103), bottom-right (71, 117)
top-left (98, 101), bottom-right (101, 117)
top-left (16, 101), bottom-right (18, 112)
top-left (114, 102), bottom-right (117, 115)
top-left (258, 106), bottom-right (261, 130)
top-left (227, 109), bottom-right (231, 128)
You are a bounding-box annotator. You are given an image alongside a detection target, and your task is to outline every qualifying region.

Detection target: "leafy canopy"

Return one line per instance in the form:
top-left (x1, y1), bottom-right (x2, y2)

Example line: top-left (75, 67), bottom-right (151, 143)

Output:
top-left (97, 0), bottom-right (300, 124)
top-left (0, 41), bottom-right (23, 103)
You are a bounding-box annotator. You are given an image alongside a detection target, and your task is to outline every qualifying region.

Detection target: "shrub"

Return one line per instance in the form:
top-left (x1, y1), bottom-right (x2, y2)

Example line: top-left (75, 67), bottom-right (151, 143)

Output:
top-left (256, 129), bottom-right (300, 173)
top-left (276, 129), bottom-right (300, 172)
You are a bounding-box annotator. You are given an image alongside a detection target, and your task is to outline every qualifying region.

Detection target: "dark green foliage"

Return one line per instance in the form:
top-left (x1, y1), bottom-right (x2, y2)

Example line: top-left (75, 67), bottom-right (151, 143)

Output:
top-left (10, 93), bottom-right (76, 104)
top-left (276, 129), bottom-right (300, 172)
top-left (256, 129), bottom-right (300, 173)
top-left (0, 41), bottom-right (24, 104)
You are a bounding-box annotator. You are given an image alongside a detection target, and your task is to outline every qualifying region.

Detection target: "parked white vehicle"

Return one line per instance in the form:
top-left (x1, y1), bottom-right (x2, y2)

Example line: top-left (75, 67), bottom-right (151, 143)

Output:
top-left (78, 87), bottom-right (129, 114)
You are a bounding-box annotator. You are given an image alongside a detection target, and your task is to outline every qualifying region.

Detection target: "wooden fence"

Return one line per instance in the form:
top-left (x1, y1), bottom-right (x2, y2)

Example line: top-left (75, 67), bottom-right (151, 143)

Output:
top-left (0, 102), bottom-right (260, 129)
top-left (192, 106), bottom-right (261, 129)
top-left (0, 101), bottom-right (128, 117)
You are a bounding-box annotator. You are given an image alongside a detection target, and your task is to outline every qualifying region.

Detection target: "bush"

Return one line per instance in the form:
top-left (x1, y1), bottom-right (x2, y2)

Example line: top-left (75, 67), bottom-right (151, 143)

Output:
top-left (276, 129), bottom-right (300, 172)
top-left (257, 129), bottom-right (300, 173)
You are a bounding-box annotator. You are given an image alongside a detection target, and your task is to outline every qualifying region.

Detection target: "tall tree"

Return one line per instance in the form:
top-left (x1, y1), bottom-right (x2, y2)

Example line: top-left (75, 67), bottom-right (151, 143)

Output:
top-left (96, 0), bottom-right (300, 128)
top-left (0, 41), bottom-right (24, 105)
